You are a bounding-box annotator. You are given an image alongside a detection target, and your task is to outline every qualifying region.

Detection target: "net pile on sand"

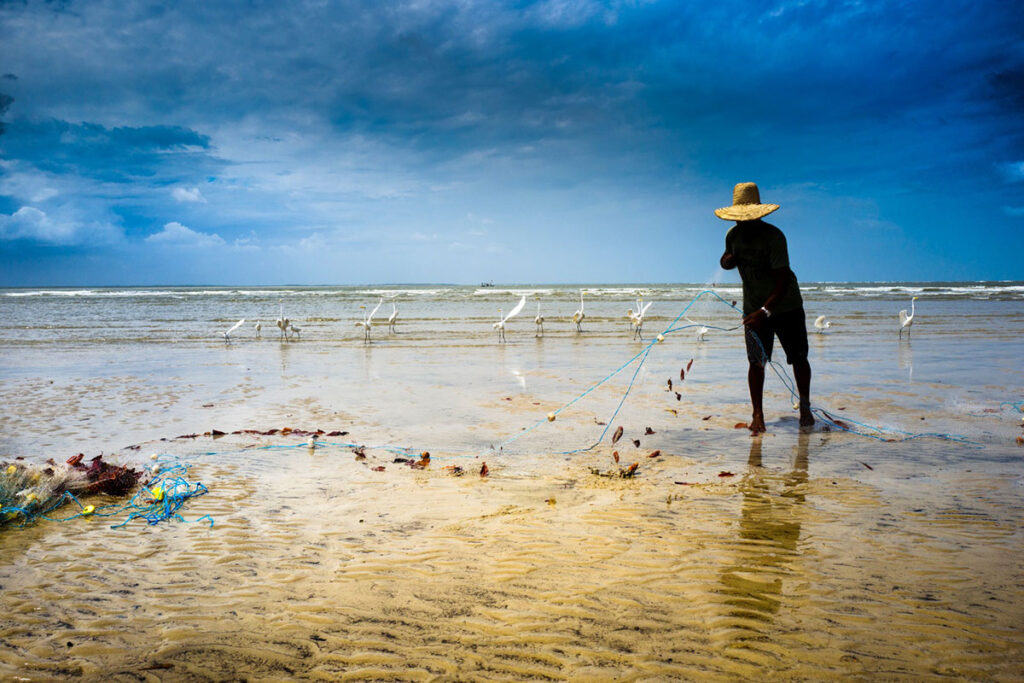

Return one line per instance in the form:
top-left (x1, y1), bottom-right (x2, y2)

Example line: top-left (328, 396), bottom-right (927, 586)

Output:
top-left (1, 454), bottom-right (142, 528)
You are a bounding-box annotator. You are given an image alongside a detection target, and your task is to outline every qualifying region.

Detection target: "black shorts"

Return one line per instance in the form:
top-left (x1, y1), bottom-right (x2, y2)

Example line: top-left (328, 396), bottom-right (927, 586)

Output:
top-left (745, 307), bottom-right (809, 366)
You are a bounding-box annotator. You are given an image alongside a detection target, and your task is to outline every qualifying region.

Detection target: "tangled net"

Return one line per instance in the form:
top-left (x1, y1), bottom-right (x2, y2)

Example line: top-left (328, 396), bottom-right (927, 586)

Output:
top-left (0, 453), bottom-right (211, 530)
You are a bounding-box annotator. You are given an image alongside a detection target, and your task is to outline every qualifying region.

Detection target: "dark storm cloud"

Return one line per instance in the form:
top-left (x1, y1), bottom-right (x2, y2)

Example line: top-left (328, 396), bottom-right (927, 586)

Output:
top-left (3, 0), bottom-right (1020, 169)
top-left (0, 0), bottom-right (1021, 282)
top-left (0, 93), bottom-right (10, 136)
top-left (1, 119), bottom-right (216, 182)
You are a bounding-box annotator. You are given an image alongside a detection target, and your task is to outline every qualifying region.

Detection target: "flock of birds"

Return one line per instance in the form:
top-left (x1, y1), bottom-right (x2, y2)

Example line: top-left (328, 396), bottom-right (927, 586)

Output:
top-left (221, 292), bottom-right (921, 344)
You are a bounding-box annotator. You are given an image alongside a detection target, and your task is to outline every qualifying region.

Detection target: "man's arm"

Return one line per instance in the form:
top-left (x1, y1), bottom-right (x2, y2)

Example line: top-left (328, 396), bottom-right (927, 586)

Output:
top-left (721, 226), bottom-right (736, 269)
top-left (742, 267), bottom-right (790, 326)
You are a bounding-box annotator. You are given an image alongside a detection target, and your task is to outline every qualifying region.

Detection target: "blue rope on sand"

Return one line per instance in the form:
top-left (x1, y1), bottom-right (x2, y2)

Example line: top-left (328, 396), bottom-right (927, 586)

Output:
top-left (243, 288), bottom-right (976, 458)
top-left (491, 288), bottom-right (978, 454)
top-left (194, 289), bottom-right (980, 463)
top-left (1000, 401), bottom-right (1024, 414)
top-left (30, 455), bottom-right (213, 529)
top-left (743, 328), bottom-right (979, 445)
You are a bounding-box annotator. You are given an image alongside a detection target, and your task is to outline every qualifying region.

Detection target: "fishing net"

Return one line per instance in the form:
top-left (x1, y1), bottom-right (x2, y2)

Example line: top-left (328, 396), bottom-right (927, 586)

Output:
top-left (0, 453), bottom-right (211, 530)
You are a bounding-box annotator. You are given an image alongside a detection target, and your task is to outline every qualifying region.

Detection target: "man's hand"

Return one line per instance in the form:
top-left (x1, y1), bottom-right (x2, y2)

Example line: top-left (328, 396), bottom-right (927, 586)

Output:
top-left (742, 308), bottom-right (768, 327)
top-left (720, 252), bottom-right (736, 270)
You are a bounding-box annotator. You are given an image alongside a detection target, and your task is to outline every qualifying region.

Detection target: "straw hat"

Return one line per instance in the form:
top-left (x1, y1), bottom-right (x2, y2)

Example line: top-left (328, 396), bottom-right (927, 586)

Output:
top-left (714, 182), bottom-right (779, 221)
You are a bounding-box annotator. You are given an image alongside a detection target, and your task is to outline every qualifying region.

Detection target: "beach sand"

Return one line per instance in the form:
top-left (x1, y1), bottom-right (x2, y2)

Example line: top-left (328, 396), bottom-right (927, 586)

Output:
top-left (1, 285), bottom-right (1023, 679)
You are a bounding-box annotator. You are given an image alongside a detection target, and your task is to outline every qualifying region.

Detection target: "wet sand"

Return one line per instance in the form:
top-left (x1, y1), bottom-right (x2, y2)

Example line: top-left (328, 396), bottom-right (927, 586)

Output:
top-left (2, 287), bottom-right (1024, 680)
top-left (2, 430), bottom-right (1022, 680)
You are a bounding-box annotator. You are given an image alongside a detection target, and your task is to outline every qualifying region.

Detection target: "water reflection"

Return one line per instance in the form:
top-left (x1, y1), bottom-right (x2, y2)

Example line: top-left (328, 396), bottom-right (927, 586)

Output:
top-left (716, 433), bottom-right (809, 645)
top-left (278, 338), bottom-right (292, 374)
top-left (897, 339), bottom-right (914, 382)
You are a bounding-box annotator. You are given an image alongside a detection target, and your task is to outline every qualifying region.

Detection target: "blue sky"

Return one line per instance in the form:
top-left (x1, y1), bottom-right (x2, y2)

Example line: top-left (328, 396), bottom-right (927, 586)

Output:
top-left (1, 0), bottom-right (1021, 285)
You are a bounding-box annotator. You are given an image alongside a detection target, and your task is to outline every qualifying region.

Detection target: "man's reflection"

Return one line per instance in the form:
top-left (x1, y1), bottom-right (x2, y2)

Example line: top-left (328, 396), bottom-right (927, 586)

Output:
top-left (716, 433), bottom-right (810, 643)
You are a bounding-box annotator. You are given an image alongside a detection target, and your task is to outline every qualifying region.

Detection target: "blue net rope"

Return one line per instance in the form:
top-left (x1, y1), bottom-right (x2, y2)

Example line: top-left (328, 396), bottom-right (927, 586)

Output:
top-left (231, 288), bottom-right (980, 460)
top-left (1, 455), bottom-right (212, 530)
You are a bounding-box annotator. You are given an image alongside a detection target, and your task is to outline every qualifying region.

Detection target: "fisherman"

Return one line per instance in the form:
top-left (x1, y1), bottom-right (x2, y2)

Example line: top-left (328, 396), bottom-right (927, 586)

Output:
top-left (717, 182), bottom-right (813, 434)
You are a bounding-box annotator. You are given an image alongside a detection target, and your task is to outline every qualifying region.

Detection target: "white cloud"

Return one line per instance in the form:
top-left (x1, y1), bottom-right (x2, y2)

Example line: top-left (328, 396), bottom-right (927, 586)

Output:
top-left (171, 186), bottom-right (207, 203)
top-left (466, 212), bottom-right (495, 225)
top-left (0, 161), bottom-right (60, 202)
top-left (0, 206), bottom-right (121, 244)
top-left (0, 206), bottom-right (77, 242)
top-left (999, 161), bottom-right (1024, 183)
top-left (145, 221), bottom-right (225, 247)
top-left (232, 232), bottom-right (261, 251)
top-left (527, 0), bottom-right (601, 27)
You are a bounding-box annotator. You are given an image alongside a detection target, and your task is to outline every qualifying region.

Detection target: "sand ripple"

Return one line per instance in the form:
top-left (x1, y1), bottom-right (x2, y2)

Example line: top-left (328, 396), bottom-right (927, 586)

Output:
top-left (2, 434), bottom-right (1023, 680)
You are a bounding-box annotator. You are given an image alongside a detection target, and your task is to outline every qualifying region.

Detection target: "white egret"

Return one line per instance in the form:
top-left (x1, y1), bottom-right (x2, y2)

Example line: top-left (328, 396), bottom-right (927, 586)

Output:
top-left (254, 321), bottom-right (262, 338)
top-left (534, 298), bottom-right (544, 337)
top-left (814, 315), bottom-right (833, 333)
top-left (572, 289), bottom-right (586, 332)
top-left (626, 294), bottom-right (642, 328)
top-left (493, 295), bottom-right (526, 343)
top-left (223, 318), bottom-right (245, 343)
top-left (276, 305), bottom-right (290, 340)
top-left (683, 315), bottom-right (708, 342)
top-left (899, 296), bottom-right (918, 338)
top-left (288, 323), bottom-right (301, 339)
top-left (355, 298), bottom-right (383, 342)
top-left (387, 302), bottom-right (398, 333)
top-left (631, 299), bottom-right (652, 340)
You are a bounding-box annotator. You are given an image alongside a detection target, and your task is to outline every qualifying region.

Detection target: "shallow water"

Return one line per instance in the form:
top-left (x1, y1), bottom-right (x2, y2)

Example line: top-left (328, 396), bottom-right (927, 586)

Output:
top-left (1, 282), bottom-right (1023, 679)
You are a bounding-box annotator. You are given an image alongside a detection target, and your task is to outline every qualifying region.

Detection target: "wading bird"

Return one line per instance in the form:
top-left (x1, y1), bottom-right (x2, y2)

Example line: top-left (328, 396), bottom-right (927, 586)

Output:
top-left (355, 299), bottom-right (383, 343)
top-left (494, 295), bottom-right (526, 343)
top-left (224, 318), bottom-right (245, 343)
top-left (387, 302), bottom-right (398, 333)
top-left (534, 298), bottom-right (544, 337)
top-left (276, 305), bottom-right (290, 340)
top-left (683, 315), bottom-right (709, 342)
top-left (287, 323), bottom-right (300, 339)
top-left (626, 294), bottom-right (642, 329)
top-left (631, 299), bottom-right (652, 340)
top-left (572, 289), bottom-right (586, 332)
top-left (899, 296), bottom-right (918, 338)
top-left (814, 315), bottom-right (833, 334)
top-left (253, 321), bottom-right (262, 338)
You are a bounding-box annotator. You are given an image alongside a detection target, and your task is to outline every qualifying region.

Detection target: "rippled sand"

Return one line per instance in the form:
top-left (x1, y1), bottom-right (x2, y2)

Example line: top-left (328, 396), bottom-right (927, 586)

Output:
top-left (2, 431), bottom-right (1023, 680)
top-left (2, 295), bottom-right (1024, 680)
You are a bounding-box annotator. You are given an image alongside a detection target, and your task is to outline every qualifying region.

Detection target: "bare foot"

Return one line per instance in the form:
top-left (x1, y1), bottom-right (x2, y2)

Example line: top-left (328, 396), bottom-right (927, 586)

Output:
top-left (749, 412), bottom-right (766, 435)
top-left (799, 406), bottom-right (815, 431)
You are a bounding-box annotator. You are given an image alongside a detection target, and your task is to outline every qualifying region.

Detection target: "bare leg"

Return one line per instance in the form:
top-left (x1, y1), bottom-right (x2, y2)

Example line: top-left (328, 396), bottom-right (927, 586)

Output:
top-left (793, 358), bottom-right (814, 428)
top-left (748, 362), bottom-right (766, 434)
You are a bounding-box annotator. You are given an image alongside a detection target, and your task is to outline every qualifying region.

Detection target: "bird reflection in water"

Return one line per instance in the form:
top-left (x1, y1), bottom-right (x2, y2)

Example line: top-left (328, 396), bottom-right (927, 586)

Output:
top-left (715, 433), bottom-right (810, 648)
top-left (898, 339), bottom-right (914, 382)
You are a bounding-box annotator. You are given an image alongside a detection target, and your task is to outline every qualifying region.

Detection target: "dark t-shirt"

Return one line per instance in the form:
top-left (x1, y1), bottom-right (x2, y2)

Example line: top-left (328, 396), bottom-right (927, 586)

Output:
top-left (724, 219), bottom-right (803, 315)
